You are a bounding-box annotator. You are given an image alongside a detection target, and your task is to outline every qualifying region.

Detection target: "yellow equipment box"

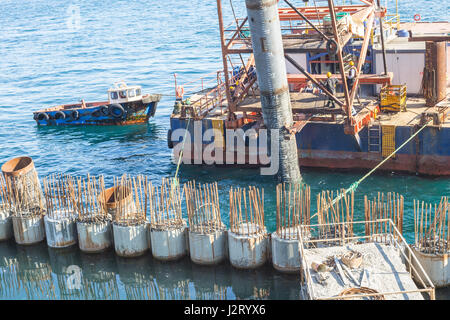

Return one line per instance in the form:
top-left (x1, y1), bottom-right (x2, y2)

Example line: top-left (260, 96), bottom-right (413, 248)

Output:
top-left (380, 84), bottom-right (407, 112)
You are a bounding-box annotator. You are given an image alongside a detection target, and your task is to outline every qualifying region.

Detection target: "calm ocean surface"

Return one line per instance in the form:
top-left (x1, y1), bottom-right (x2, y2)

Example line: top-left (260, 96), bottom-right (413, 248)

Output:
top-left (0, 0), bottom-right (448, 299)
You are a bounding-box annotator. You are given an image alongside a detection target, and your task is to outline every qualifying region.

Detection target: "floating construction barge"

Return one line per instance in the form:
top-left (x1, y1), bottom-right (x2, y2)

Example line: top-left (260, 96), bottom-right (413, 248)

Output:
top-left (168, 0), bottom-right (449, 175)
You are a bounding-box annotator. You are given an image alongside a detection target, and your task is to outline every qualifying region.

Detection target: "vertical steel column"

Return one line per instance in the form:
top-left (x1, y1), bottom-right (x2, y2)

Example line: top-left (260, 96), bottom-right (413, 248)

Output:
top-left (376, 0), bottom-right (388, 75)
top-left (435, 41), bottom-right (447, 103)
top-left (245, 0), bottom-right (301, 183)
top-left (217, 0), bottom-right (235, 114)
top-left (327, 0), bottom-right (352, 121)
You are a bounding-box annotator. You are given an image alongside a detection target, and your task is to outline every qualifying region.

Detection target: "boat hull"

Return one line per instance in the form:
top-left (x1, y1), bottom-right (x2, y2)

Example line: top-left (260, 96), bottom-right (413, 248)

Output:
top-left (33, 99), bottom-right (159, 126)
top-left (169, 117), bottom-right (450, 176)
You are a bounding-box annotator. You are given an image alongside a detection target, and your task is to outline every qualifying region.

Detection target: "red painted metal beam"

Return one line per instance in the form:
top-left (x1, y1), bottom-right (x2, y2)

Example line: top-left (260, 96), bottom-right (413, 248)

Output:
top-left (278, 5), bottom-right (368, 21)
top-left (349, 11), bottom-right (375, 108)
top-left (287, 73), bottom-right (393, 85)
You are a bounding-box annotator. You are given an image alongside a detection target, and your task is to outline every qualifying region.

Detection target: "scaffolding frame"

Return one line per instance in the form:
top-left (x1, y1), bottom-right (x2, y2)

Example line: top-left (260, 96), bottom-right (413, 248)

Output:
top-left (211, 0), bottom-right (391, 131)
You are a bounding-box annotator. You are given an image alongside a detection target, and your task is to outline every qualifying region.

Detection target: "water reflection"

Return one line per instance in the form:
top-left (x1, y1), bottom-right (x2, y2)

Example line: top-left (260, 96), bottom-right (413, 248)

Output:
top-left (48, 247), bottom-right (83, 300)
top-left (35, 123), bottom-right (157, 145)
top-left (15, 243), bottom-right (56, 299)
top-left (80, 250), bottom-right (120, 300)
top-left (1, 240), bottom-right (446, 300)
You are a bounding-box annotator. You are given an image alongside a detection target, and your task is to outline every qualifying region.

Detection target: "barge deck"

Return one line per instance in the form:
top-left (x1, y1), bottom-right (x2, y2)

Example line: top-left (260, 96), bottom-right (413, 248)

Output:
top-left (168, 1), bottom-right (450, 176)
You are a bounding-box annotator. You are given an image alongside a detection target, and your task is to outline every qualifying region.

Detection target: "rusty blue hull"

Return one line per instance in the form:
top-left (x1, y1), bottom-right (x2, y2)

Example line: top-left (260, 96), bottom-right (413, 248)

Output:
top-left (169, 116), bottom-right (450, 176)
top-left (34, 97), bottom-right (160, 126)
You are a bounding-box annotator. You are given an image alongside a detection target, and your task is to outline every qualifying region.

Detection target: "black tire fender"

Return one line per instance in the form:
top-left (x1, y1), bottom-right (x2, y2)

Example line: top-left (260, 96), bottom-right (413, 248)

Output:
top-left (100, 105), bottom-right (109, 116)
top-left (37, 112), bottom-right (50, 121)
top-left (71, 110), bottom-right (80, 120)
top-left (109, 103), bottom-right (125, 118)
top-left (167, 129), bottom-right (174, 149)
top-left (326, 39), bottom-right (338, 55)
top-left (92, 109), bottom-right (101, 117)
top-left (54, 110), bottom-right (66, 120)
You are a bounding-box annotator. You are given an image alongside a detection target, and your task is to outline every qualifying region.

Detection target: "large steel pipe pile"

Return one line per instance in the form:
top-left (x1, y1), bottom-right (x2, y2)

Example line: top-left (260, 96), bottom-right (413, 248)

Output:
top-left (245, 0), bottom-right (301, 183)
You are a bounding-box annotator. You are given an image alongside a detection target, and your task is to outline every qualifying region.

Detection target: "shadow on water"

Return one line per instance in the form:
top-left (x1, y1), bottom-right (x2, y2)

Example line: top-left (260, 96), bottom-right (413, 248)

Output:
top-left (35, 123), bottom-right (160, 145)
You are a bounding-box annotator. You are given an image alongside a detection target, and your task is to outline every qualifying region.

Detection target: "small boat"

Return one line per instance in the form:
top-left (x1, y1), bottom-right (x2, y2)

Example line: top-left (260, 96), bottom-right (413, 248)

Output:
top-left (33, 82), bottom-right (161, 126)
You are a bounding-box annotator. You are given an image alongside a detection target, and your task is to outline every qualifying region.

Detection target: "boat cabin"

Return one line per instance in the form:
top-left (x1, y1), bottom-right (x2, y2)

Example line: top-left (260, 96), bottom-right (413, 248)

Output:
top-left (108, 82), bottom-right (143, 104)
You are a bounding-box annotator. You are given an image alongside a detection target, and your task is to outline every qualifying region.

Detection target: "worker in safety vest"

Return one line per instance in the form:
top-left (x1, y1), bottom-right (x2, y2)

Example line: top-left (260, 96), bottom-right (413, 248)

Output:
top-left (346, 61), bottom-right (357, 93)
top-left (346, 61), bottom-right (360, 116)
top-left (324, 72), bottom-right (338, 108)
top-left (346, 61), bottom-right (361, 106)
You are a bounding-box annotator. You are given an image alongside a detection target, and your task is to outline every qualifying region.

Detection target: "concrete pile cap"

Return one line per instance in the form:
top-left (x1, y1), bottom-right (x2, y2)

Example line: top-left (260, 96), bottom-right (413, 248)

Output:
top-left (77, 213), bottom-right (111, 223)
top-left (189, 221), bottom-right (226, 234)
top-left (233, 222), bottom-right (266, 237)
top-left (114, 218), bottom-right (147, 227)
top-left (11, 207), bottom-right (44, 218)
top-left (273, 226), bottom-right (302, 240)
top-left (0, 203), bottom-right (11, 216)
top-left (151, 218), bottom-right (186, 231)
top-left (46, 209), bottom-right (76, 221)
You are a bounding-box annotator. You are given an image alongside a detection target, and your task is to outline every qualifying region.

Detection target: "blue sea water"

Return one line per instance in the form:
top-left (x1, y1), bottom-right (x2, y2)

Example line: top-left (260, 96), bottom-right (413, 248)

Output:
top-left (0, 0), bottom-right (448, 300)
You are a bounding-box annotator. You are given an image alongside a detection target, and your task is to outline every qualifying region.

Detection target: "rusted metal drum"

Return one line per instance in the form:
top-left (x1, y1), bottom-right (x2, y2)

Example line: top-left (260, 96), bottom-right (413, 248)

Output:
top-left (435, 41), bottom-right (447, 103)
top-left (425, 41), bottom-right (447, 106)
top-left (1, 156), bottom-right (44, 211)
top-left (99, 186), bottom-right (136, 221)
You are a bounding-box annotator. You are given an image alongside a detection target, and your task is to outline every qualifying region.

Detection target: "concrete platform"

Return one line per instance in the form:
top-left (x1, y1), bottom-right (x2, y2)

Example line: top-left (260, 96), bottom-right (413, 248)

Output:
top-left (302, 242), bottom-right (425, 300)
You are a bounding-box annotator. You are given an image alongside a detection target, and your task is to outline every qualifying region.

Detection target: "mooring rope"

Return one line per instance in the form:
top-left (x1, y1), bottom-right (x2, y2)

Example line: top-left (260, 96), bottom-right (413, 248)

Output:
top-left (171, 116), bottom-right (192, 190)
top-left (311, 118), bottom-right (433, 219)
